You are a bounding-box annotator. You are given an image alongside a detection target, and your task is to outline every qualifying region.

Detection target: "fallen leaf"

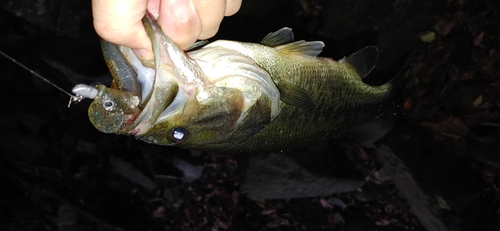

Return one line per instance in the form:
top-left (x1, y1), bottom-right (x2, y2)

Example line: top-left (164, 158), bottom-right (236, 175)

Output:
top-left (436, 196), bottom-right (451, 210)
top-left (421, 117), bottom-right (469, 139)
top-left (320, 198), bottom-right (333, 209)
top-left (329, 213), bottom-right (345, 226)
top-left (403, 98), bottom-right (412, 110)
top-left (473, 31), bottom-right (485, 46)
top-left (420, 31), bottom-right (436, 43)
top-left (376, 218), bottom-right (391, 226)
top-left (473, 95), bottom-right (483, 107)
top-left (440, 20), bottom-right (456, 35)
top-left (153, 206), bottom-right (167, 219)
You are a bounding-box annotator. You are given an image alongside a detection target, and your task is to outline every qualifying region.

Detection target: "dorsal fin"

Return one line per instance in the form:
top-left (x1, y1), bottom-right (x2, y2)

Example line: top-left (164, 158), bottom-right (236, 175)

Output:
top-left (261, 27), bottom-right (294, 47)
top-left (340, 46), bottom-right (378, 78)
top-left (275, 40), bottom-right (325, 59)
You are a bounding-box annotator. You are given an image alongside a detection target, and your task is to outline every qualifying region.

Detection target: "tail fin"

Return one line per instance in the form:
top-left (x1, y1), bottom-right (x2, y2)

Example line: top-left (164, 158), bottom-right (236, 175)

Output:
top-left (373, 49), bottom-right (418, 119)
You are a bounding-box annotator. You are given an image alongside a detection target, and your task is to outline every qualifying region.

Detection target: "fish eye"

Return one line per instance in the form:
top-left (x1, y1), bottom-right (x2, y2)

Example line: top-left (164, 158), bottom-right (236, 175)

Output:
top-left (168, 127), bottom-right (189, 144)
top-left (103, 99), bottom-right (115, 110)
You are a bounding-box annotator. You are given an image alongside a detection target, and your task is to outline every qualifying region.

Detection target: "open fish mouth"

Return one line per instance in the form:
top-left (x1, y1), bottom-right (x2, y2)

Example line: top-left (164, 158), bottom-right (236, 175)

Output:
top-left (116, 13), bottom-right (181, 110)
top-left (72, 13), bottom-right (187, 134)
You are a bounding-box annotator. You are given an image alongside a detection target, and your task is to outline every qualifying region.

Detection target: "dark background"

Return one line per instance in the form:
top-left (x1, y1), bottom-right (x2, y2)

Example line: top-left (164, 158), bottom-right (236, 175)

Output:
top-left (0, 0), bottom-right (499, 230)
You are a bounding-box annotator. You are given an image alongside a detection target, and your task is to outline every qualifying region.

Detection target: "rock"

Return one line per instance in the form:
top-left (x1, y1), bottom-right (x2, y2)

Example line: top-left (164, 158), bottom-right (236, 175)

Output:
top-left (377, 145), bottom-right (448, 231)
top-left (346, 118), bottom-right (394, 147)
top-left (241, 152), bottom-right (364, 200)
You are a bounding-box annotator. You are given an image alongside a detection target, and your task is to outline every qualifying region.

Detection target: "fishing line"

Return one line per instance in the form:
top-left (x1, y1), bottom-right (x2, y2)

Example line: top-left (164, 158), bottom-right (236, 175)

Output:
top-left (0, 50), bottom-right (84, 107)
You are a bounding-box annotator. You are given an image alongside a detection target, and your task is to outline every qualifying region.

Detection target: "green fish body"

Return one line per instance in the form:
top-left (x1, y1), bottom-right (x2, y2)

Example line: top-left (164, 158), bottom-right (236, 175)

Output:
top-left (83, 14), bottom-right (392, 153)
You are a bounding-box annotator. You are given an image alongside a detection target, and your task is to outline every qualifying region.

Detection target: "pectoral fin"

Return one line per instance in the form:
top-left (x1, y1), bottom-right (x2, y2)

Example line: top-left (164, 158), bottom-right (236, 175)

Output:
top-left (278, 81), bottom-right (318, 109)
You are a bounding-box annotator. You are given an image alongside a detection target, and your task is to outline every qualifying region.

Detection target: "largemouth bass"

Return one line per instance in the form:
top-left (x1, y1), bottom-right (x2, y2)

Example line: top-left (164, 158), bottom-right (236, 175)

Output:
top-left (73, 13), bottom-right (392, 153)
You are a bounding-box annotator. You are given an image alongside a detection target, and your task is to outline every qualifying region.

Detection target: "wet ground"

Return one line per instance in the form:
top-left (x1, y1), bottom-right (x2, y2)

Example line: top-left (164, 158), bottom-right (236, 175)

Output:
top-left (0, 0), bottom-right (499, 230)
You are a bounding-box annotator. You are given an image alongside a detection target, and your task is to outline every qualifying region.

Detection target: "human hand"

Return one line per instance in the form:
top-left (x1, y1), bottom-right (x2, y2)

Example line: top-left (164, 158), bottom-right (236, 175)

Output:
top-left (92, 0), bottom-right (242, 59)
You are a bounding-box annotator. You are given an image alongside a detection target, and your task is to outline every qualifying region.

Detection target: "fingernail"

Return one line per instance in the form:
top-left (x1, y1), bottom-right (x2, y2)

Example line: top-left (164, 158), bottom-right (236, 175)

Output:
top-left (169, 0), bottom-right (191, 19)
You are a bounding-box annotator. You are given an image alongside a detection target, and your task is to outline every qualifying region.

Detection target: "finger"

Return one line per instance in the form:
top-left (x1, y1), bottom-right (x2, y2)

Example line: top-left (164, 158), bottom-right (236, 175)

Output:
top-left (157, 0), bottom-right (202, 50)
top-left (225, 0), bottom-right (242, 16)
top-left (146, 0), bottom-right (161, 19)
top-left (92, 0), bottom-right (152, 59)
top-left (193, 0), bottom-right (227, 40)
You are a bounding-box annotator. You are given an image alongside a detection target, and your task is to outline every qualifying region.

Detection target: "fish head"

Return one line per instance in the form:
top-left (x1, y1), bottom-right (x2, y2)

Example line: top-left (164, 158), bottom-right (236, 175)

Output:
top-left (133, 21), bottom-right (280, 149)
top-left (84, 12), bottom-right (192, 137)
top-left (79, 12), bottom-right (279, 151)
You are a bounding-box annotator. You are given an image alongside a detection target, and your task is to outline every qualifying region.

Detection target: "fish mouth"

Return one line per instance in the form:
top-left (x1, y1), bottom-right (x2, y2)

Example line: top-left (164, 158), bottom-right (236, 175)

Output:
top-left (105, 14), bottom-right (173, 107)
top-left (100, 12), bottom-right (201, 135)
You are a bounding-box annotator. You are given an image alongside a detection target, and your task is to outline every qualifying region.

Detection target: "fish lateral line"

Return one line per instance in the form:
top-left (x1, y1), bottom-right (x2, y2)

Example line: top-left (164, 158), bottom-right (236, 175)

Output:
top-left (0, 50), bottom-right (88, 107)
